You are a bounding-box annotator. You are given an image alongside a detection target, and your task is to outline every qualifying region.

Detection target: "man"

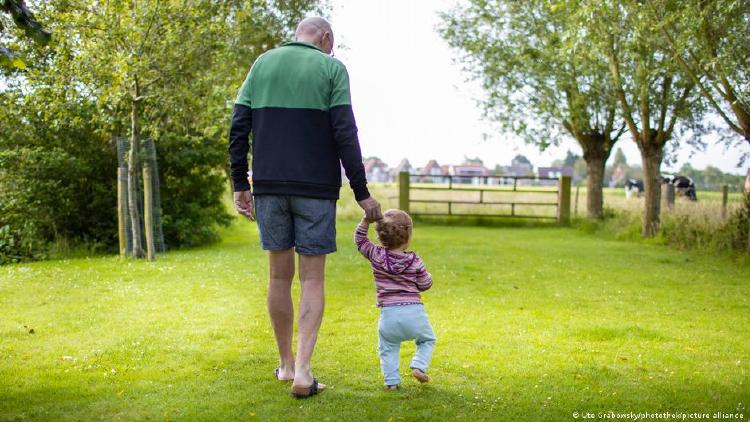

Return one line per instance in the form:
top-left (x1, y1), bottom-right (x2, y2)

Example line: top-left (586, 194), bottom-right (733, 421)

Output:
top-left (228, 17), bottom-right (382, 398)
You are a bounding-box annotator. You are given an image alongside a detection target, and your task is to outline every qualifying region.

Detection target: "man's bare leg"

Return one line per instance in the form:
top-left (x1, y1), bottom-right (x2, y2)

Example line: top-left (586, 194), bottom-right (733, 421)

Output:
top-left (268, 248), bottom-right (295, 380)
top-left (293, 254), bottom-right (326, 388)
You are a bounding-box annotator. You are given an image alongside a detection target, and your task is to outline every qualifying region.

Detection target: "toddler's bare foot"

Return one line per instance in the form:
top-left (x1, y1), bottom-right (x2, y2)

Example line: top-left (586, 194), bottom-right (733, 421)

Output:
top-left (411, 368), bottom-right (430, 383)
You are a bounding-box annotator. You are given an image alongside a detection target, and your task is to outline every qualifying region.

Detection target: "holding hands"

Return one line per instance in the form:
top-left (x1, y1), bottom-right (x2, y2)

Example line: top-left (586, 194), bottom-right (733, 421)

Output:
top-left (358, 196), bottom-right (383, 223)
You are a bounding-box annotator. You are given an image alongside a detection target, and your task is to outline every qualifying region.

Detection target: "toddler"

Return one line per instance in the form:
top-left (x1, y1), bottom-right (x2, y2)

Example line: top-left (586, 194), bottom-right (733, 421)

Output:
top-left (354, 209), bottom-right (436, 389)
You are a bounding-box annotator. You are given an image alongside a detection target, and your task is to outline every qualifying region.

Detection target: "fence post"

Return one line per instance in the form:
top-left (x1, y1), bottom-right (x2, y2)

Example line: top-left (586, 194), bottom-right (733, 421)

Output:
top-left (557, 176), bottom-right (571, 224)
top-left (721, 184), bottom-right (728, 219)
top-left (143, 164), bottom-right (155, 262)
top-left (574, 185), bottom-right (580, 217)
top-left (117, 167), bottom-right (127, 258)
top-left (399, 171), bottom-right (410, 213)
top-left (662, 183), bottom-right (675, 211)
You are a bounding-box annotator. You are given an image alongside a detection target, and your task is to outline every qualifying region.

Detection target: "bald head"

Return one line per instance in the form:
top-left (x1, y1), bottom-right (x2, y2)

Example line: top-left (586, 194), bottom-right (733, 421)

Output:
top-left (295, 17), bottom-right (334, 55)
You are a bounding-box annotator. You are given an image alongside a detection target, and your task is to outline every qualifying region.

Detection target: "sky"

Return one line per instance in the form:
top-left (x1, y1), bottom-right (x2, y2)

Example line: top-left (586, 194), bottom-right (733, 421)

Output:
top-left (329, 0), bottom-right (749, 175)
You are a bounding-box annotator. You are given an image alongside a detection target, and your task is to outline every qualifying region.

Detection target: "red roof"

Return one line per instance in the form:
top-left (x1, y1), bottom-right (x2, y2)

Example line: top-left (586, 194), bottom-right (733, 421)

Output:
top-left (420, 160), bottom-right (443, 175)
top-left (364, 158), bottom-right (387, 173)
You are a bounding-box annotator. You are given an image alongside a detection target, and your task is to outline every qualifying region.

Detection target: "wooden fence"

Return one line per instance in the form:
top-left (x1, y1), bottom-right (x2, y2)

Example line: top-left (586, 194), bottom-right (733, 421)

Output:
top-left (398, 172), bottom-right (572, 223)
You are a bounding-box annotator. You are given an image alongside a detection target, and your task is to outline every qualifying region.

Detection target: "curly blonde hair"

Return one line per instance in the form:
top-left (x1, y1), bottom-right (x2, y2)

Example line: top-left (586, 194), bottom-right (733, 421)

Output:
top-left (375, 209), bottom-right (413, 249)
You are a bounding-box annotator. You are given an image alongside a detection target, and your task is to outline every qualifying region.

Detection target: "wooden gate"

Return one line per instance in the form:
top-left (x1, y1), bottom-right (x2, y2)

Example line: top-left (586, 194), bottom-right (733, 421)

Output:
top-left (398, 172), bottom-right (571, 223)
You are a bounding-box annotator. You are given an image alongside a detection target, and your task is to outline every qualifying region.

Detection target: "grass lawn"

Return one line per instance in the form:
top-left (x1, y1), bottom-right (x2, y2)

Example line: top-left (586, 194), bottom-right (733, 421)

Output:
top-left (2, 211), bottom-right (749, 420)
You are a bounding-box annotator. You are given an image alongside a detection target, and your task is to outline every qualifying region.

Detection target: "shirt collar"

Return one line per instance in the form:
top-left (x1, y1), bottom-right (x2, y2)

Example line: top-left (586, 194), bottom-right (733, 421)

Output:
top-left (282, 41), bottom-right (323, 52)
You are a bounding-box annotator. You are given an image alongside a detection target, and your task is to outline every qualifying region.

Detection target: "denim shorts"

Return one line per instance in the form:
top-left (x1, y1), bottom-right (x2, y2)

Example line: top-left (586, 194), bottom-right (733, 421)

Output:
top-left (254, 195), bottom-right (337, 255)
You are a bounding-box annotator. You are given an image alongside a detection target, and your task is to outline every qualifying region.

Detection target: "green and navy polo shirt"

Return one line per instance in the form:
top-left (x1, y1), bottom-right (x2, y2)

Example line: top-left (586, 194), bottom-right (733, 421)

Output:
top-left (228, 41), bottom-right (370, 201)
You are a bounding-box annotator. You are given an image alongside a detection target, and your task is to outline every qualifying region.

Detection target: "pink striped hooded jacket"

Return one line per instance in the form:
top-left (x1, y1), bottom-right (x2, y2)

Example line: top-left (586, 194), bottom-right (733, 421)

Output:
top-left (354, 221), bottom-right (433, 307)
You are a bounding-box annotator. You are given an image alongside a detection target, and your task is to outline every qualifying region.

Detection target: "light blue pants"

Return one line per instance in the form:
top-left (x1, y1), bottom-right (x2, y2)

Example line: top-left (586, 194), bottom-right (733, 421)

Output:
top-left (378, 304), bottom-right (436, 386)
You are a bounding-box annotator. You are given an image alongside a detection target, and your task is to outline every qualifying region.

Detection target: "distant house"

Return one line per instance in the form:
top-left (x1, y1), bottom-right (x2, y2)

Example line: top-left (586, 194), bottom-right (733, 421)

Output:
top-left (498, 163), bottom-right (534, 177)
top-left (505, 156), bottom-right (534, 177)
top-left (537, 166), bottom-right (574, 179)
top-left (419, 159), bottom-right (446, 183)
top-left (364, 157), bottom-right (391, 183)
top-left (390, 158), bottom-right (413, 180)
top-left (537, 166), bottom-right (574, 186)
top-left (447, 163), bottom-right (491, 185)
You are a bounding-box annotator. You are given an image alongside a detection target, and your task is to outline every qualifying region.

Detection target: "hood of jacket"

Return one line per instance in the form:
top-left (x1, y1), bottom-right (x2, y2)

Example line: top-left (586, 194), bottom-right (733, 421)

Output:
top-left (383, 250), bottom-right (416, 275)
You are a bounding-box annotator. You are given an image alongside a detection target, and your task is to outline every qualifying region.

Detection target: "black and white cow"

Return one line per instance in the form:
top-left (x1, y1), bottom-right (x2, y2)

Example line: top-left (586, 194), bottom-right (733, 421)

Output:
top-left (625, 179), bottom-right (644, 199)
top-left (661, 174), bottom-right (698, 201)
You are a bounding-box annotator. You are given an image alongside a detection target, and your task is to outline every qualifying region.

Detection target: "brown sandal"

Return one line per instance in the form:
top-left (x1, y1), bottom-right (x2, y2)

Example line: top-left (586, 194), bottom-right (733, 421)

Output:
top-left (291, 378), bottom-right (325, 398)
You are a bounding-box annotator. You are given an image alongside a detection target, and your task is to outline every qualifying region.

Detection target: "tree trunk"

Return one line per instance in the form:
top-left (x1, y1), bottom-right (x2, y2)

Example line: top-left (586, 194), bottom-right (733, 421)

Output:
top-left (639, 145), bottom-right (664, 237)
top-left (578, 133), bottom-right (611, 219)
top-left (128, 96), bottom-right (144, 258)
top-left (585, 156), bottom-right (605, 219)
top-left (726, 88), bottom-right (750, 146)
top-left (737, 112), bottom-right (750, 145)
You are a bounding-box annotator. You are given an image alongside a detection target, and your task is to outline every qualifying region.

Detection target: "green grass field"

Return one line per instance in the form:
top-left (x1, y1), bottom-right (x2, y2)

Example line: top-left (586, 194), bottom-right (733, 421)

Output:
top-left (2, 195), bottom-right (749, 421)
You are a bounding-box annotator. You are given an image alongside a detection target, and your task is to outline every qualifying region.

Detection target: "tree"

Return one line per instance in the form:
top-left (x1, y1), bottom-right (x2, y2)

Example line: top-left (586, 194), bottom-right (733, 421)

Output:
top-left (439, 0), bottom-right (626, 219)
top-left (1, 0), bottom-right (322, 262)
top-left (0, 0), bottom-right (50, 69)
top-left (677, 164), bottom-right (744, 191)
top-left (562, 150), bottom-right (580, 168)
top-left (573, 158), bottom-right (587, 182)
top-left (41, 1), bottom-right (221, 258)
top-left (38, 0), bottom-right (320, 260)
top-left (702, 166), bottom-right (724, 190)
top-left (511, 154), bottom-right (531, 166)
top-left (61, 1), bottom-right (256, 259)
top-left (0, 83), bottom-right (118, 263)
top-left (612, 147), bottom-right (627, 166)
top-left (463, 155), bottom-right (483, 165)
top-left (644, 0), bottom-right (750, 146)
top-left (585, 1), bottom-right (704, 236)
top-left (552, 150), bottom-right (581, 172)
